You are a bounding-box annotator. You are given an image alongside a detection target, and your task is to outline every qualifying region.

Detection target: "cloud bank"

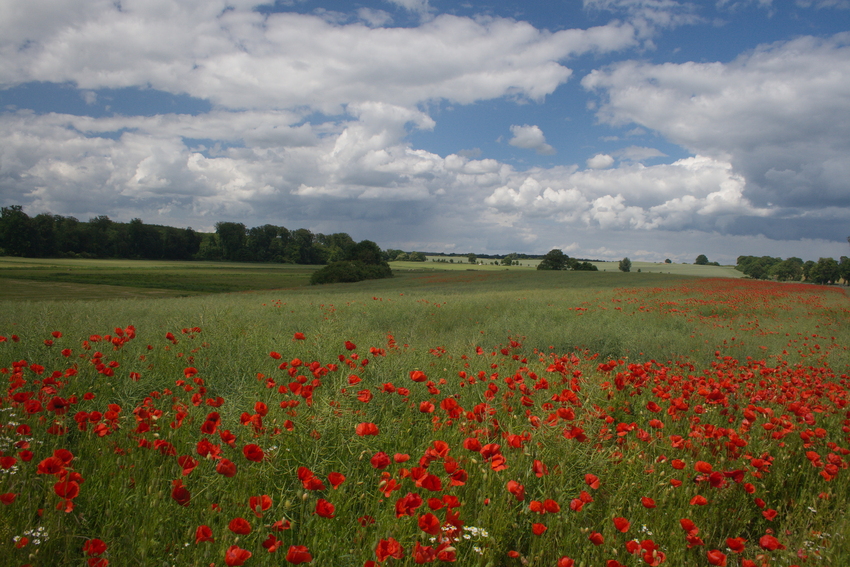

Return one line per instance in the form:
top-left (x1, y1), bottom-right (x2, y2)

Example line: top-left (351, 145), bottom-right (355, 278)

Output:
top-left (0, 0), bottom-right (848, 263)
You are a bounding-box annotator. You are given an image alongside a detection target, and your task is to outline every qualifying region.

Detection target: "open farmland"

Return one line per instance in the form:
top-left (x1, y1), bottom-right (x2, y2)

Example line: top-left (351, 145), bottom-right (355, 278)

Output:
top-left (0, 263), bottom-right (848, 567)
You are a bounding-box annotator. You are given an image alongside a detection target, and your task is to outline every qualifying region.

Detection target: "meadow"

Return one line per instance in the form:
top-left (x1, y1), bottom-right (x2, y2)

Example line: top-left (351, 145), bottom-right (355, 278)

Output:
top-left (0, 259), bottom-right (848, 567)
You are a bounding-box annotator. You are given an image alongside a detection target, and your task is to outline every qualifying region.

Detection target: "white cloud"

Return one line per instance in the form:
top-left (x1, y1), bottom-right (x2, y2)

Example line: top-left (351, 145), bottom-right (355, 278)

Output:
top-left (508, 124), bottom-right (556, 155)
top-left (582, 33), bottom-right (850, 219)
top-left (587, 153), bottom-right (614, 168)
top-left (0, 4), bottom-right (637, 113)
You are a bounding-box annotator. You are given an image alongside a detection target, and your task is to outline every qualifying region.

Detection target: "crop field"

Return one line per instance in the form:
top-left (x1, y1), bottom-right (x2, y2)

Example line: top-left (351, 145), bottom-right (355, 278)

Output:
top-left (0, 260), bottom-right (848, 567)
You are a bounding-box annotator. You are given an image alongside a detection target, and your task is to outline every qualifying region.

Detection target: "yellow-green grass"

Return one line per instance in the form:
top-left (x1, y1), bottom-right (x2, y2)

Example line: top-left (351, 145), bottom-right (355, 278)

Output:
top-left (418, 257), bottom-right (744, 277)
top-left (0, 256), bottom-right (316, 298)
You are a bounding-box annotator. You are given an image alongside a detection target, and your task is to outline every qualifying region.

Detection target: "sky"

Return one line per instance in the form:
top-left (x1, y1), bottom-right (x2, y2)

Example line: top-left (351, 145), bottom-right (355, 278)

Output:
top-left (1, 0), bottom-right (849, 263)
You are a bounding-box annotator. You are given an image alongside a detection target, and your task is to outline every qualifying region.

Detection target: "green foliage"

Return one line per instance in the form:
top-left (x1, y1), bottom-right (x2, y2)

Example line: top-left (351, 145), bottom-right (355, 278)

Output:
top-left (467, 253), bottom-right (477, 264)
top-left (537, 249), bottom-right (569, 270)
top-left (809, 257), bottom-right (840, 284)
top-left (618, 257), bottom-right (631, 272)
top-left (695, 254), bottom-right (709, 265)
top-left (665, 259), bottom-right (672, 264)
top-left (309, 260), bottom-right (393, 284)
top-left (574, 261), bottom-right (598, 271)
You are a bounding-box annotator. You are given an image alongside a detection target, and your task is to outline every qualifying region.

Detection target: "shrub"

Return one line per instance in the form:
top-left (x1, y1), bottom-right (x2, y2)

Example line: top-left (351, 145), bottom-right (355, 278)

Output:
top-left (310, 260), bottom-right (392, 285)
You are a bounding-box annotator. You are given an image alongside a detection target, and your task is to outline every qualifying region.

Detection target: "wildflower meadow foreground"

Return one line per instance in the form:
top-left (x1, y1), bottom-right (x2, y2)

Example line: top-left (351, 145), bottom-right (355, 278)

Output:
top-left (1, 275), bottom-right (848, 566)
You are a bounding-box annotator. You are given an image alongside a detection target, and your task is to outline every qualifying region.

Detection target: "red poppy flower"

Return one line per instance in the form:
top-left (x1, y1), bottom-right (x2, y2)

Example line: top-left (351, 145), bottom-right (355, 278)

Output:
top-left (726, 537), bottom-right (746, 553)
top-left (83, 539), bottom-right (107, 556)
top-left (613, 517), bottom-right (630, 532)
top-left (314, 499), bottom-right (335, 518)
top-left (395, 492), bottom-right (423, 517)
top-left (170, 480), bottom-right (190, 507)
top-left (293, 332), bottom-right (305, 340)
top-left (414, 542), bottom-right (437, 563)
top-left (589, 532), bottom-right (604, 545)
top-left (375, 538), bottom-right (404, 561)
top-left (532, 523), bottom-right (547, 535)
top-left (532, 459), bottom-right (549, 477)
top-left (641, 497), bottom-right (656, 508)
top-left (178, 455), bottom-right (198, 476)
top-left (55, 480), bottom-right (80, 500)
top-left (243, 443), bottom-right (264, 462)
top-left (286, 545), bottom-right (312, 564)
top-left (758, 534), bottom-right (784, 551)
top-left (585, 473), bottom-right (600, 489)
top-left (689, 495), bottom-right (708, 506)
top-left (506, 480), bottom-right (525, 501)
top-left (762, 508), bottom-right (777, 521)
top-left (1, 493), bottom-right (17, 505)
top-left (558, 558), bottom-right (575, 567)
top-left (345, 341), bottom-right (356, 351)
top-left (228, 517), bottom-right (252, 535)
top-left (418, 512), bottom-right (441, 535)
top-left (370, 451), bottom-right (390, 469)
top-left (249, 494), bottom-right (272, 517)
top-left (679, 519), bottom-right (698, 535)
top-left (195, 525), bottom-right (214, 544)
top-left (409, 370), bottom-right (427, 382)
top-left (225, 545), bottom-right (252, 566)
top-left (328, 472), bottom-right (346, 489)
top-left (707, 550), bottom-right (727, 566)
top-left (356, 422), bottom-right (380, 436)
top-left (262, 534), bottom-right (282, 553)
top-left (543, 499), bottom-right (560, 513)
top-left (216, 458), bottom-right (237, 477)
top-left (694, 461), bottom-right (713, 474)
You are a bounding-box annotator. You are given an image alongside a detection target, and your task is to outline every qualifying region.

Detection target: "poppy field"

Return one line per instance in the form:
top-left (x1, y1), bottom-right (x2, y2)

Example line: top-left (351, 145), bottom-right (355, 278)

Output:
top-left (1, 271), bottom-right (849, 567)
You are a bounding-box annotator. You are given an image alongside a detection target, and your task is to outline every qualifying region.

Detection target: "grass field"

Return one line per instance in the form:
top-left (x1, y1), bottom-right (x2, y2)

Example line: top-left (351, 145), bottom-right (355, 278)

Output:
top-left (0, 258), bottom-right (848, 567)
top-left (419, 257), bottom-right (744, 278)
top-left (0, 257), bottom-right (317, 299)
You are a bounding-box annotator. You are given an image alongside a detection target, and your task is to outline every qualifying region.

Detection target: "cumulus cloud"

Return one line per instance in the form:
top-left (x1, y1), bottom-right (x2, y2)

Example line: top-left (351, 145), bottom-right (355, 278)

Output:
top-left (508, 125), bottom-right (556, 155)
top-left (587, 153), bottom-right (614, 168)
top-left (0, 3), bottom-right (637, 113)
top-left (485, 155), bottom-right (771, 232)
top-left (582, 33), bottom-right (850, 231)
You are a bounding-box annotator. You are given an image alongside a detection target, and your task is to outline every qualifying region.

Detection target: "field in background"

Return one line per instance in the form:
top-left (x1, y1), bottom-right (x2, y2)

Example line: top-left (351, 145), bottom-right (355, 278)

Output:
top-left (418, 256), bottom-right (744, 278)
top-left (0, 260), bottom-right (848, 566)
top-left (0, 257), bottom-right (316, 298)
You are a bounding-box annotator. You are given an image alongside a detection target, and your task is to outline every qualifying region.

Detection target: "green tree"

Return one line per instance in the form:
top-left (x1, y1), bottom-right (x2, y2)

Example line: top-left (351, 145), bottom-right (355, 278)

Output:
top-left (574, 261), bottom-right (598, 271)
top-left (618, 257), bottom-right (631, 272)
top-left (695, 254), bottom-right (709, 265)
top-left (770, 257), bottom-right (803, 281)
top-left (0, 205), bottom-right (35, 257)
top-left (408, 251), bottom-right (427, 262)
top-left (501, 253), bottom-right (518, 266)
top-left (664, 259), bottom-right (671, 264)
top-left (838, 256), bottom-right (850, 284)
top-left (810, 257), bottom-right (839, 284)
top-left (467, 254), bottom-right (477, 264)
top-left (537, 249), bottom-right (569, 270)
top-left (215, 222), bottom-right (247, 261)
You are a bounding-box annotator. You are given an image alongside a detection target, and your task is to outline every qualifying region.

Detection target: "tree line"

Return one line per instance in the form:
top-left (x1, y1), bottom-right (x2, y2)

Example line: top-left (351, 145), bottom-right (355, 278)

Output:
top-left (0, 206), bottom-right (378, 266)
top-left (0, 205), bottom-right (202, 260)
top-left (736, 255), bottom-right (849, 284)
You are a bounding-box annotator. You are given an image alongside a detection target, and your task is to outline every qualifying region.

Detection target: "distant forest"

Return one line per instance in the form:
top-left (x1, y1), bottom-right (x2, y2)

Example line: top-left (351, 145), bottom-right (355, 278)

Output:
top-left (0, 205), bottom-right (371, 264)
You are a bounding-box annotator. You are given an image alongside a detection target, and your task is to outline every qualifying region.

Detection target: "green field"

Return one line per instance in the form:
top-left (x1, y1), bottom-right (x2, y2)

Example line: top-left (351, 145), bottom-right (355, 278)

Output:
top-left (0, 258), bottom-right (847, 567)
top-left (0, 257), bottom-right (317, 299)
top-left (420, 257), bottom-right (744, 278)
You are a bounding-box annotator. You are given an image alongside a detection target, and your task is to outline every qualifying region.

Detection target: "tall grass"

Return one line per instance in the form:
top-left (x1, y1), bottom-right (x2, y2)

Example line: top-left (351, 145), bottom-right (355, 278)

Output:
top-left (0, 272), bottom-right (847, 566)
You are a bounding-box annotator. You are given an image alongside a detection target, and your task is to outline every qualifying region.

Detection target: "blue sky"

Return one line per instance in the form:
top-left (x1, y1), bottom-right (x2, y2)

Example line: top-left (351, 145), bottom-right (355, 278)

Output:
top-left (1, 0), bottom-right (849, 263)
